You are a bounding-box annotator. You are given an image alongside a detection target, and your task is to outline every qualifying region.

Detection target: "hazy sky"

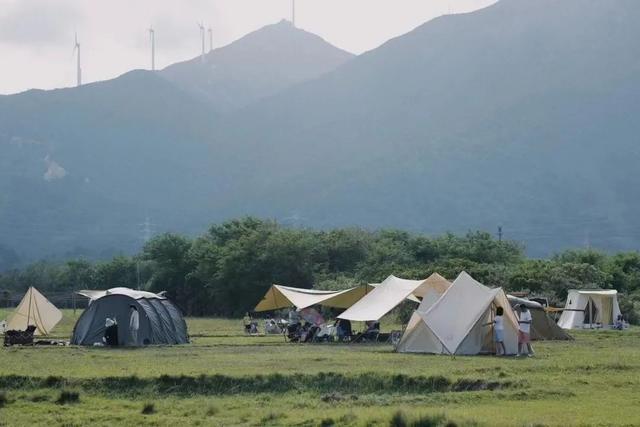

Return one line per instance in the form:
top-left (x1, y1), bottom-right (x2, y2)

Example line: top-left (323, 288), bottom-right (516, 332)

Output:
top-left (0, 0), bottom-right (496, 95)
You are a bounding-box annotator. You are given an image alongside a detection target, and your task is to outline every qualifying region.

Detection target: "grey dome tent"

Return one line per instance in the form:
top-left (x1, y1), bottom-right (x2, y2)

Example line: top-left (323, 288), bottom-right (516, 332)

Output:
top-left (71, 287), bottom-right (188, 346)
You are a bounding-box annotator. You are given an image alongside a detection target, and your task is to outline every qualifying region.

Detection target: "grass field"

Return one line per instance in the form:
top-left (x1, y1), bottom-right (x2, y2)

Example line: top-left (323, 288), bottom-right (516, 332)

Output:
top-left (1, 309), bottom-right (639, 426)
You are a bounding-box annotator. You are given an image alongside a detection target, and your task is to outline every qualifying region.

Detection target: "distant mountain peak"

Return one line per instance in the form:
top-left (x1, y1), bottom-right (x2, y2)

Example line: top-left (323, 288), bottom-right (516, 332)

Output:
top-left (160, 21), bottom-right (354, 112)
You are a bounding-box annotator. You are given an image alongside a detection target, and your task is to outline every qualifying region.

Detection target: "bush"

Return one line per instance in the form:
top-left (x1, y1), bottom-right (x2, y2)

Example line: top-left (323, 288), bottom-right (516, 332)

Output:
top-left (390, 411), bottom-right (409, 427)
top-left (141, 403), bottom-right (155, 414)
top-left (319, 418), bottom-right (335, 427)
top-left (56, 391), bottom-right (80, 405)
top-left (0, 391), bottom-right (7, 408)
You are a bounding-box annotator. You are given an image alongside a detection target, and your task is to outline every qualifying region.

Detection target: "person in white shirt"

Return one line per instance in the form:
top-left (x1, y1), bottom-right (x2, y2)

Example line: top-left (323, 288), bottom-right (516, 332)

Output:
top-left (517, 304), bottom-right (534, 357)
top-left (485, 307), bottom-right (507, 356)
top-left (129, 305), bottom-right (140, 346)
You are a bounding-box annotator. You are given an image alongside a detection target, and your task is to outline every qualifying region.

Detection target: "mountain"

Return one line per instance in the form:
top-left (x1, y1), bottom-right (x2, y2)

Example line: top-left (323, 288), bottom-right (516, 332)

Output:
top-left (0, 71), bottom-right (218, 263)
top-left (0, 21), bottom-right (354, 267)
top-left (210, 0), bottom-right (640, 255)
top-left (3, 0), bottom-right (640, 267)
top-left (160, 20), bottom-right (354, 112)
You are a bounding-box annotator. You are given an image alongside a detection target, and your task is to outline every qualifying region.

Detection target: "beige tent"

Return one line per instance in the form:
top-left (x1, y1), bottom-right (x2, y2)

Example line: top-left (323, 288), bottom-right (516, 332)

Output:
top-left (338, 273), bottom-right (451, 322)
top-left (254, 284), bottom-right (374, 312)
top-left (558, 289), bottom-right (621, 329)
top-left (397, 272), bottom-right (519, 355)
top-left (5, 287), bottom-right (63, 335)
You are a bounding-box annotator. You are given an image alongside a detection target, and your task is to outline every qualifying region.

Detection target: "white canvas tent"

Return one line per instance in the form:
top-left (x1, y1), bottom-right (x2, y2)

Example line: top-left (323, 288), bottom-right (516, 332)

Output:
top-left (558, 289), bottom-right (621, 329)
top-left (397, 272), bottom-right (519, 355)
top-left (338, 273), bottom-right (451, 322)
top-left (4, 287), bottom-right (63, 335)
top-left (254, 284), bottom-right (374, 312)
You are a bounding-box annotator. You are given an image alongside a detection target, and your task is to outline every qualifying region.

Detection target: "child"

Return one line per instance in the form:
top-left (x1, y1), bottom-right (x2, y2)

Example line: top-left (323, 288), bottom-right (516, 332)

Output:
top-left (492, 307), bottom-right (507, 356)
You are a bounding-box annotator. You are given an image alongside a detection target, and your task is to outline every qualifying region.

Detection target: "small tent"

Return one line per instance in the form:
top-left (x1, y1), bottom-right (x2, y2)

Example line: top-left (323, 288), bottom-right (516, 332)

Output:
top-left (507, 295), bottom-right (572, 340)
top-left (254, 284), bottom-right (374, 312)
top-left (5, 287), bottom-right (62, 335)
top-left (338, 273), bottom-right (451, 322)
top-left (397, 272), bottom-right (519, 355)
top-left (71, 287), bottom-right (188, 346)
top-left (557, 289), bottom-right (621, 330)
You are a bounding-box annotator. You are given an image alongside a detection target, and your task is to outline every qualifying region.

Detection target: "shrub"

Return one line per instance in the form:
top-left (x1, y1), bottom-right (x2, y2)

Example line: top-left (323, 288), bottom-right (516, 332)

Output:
top-left (141, 403), bottom-right (156, 414)
top-left (0, 391), bottom-right (7, 408)
top-left (56, 391), bottom-right (80, 405)
top-left (390, 411), bottom-right (408, 427)
top-left (319, 418), bottom-right (335, 427)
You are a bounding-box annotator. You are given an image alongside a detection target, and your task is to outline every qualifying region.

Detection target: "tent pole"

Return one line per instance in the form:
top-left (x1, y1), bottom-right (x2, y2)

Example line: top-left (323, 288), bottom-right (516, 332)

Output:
top-left (27, 287), bottom-right (33, 329)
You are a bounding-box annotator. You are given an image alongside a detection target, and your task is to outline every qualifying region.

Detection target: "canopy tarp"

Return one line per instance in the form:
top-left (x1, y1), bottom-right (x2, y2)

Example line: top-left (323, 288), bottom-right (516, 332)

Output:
top-left (254, 284), bottom-right (374, 312)
top-left (338, 273), bottom-right (451, 321)
top-left (5, 287), bottom-right (63, 335)
top-left (78, 287), bottom-right (165, 301)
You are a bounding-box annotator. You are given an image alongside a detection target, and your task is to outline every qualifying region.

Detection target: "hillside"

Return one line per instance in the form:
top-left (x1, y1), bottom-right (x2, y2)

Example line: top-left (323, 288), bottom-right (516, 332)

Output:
top-left (160, 20), bottom-right (354, 112)
top-left (210, 0), bottom-right (640, 255)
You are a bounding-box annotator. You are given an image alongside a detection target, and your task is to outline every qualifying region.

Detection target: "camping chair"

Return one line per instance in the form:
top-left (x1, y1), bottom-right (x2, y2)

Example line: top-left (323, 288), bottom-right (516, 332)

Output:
top-left (3, 325), bottom-right (37, 346)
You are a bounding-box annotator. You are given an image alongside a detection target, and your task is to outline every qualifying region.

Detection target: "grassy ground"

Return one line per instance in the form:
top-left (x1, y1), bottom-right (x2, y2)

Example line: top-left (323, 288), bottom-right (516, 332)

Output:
top-left (1, 310), bottom-right (639, 426)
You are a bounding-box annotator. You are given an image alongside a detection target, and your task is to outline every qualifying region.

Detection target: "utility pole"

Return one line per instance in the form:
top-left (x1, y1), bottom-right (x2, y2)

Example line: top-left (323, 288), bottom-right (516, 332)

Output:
top-left (498, 226), bottom-right (503, 242)
top-left (138, 217), bottom-right (154, 291)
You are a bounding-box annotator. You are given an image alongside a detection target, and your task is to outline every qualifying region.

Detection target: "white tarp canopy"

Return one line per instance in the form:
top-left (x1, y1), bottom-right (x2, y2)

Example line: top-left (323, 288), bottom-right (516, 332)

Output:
top-left (77, 287), bottom-right (166, 301)
top-left (338, 273), bottom-right (451, 322)
top-left (254, 284), bottom-right (374, 312)
top-left (558, 289), bottom-right (621, 329)
top-left (397, 272), bottom-right (519, 355)
top-left (5, 287), bottom-right (63, 335)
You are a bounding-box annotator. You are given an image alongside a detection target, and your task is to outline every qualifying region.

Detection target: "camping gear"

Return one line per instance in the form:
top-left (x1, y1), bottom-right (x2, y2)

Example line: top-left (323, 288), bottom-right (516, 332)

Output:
top-left (71, 287), bottom-right (188, 346)
top-left (254, 284), bottom-right (374, 312)
top-left (396, 272), bottom-right (519, 355)
top-left (507, 295), bottom-right (573, 340)
top-left (558, 290), bottom-right (621, 329)
top-left (338, 273), bottom-right (451, 322)
top-left (5, 287), bottom-right (62, 336)
top-left (3, 325), bottom-right (37, 346)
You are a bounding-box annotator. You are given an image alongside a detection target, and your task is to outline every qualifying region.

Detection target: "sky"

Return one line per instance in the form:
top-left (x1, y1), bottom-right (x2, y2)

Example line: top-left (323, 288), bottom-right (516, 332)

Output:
top-left (0, 0), bottom-right (496, 95)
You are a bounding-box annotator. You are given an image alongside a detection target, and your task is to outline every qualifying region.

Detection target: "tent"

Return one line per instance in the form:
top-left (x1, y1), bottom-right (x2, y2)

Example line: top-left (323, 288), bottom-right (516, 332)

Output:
top-left (338, 273), bottom-right (451, 322)
top-left (71, 287), bottom-right (188, 346)
top-left (507, 295), bottom-right (573, 340)
top-left (4, 287), bottom-right (63, 335)
top-left (254, 284), bottom-right (374, 312)
top-left (397, 272), bottom-right (519, 355)
top-left (557, 289), bottom-right (621, 329)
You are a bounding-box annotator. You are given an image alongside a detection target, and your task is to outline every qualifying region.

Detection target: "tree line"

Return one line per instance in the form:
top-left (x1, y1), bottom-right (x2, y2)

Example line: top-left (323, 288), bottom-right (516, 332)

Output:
top-left (1, 217), bottom-right (639, 322)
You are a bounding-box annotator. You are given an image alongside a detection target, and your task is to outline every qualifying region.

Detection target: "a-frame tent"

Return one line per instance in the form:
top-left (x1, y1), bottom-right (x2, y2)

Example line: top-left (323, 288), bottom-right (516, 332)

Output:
top-left (397, 272), bottom-right (519, 355)
top-left (254, 284), bottom-right (374, 312)
top-left (5, 287), bottom-right (63, 335)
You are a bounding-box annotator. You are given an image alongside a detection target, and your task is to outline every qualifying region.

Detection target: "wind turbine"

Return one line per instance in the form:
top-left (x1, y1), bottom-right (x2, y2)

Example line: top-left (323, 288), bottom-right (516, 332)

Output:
top-left (72, 33), bottom-right (82, 87)
top-left (197, 22), bottom-right (205, 61)
top-left (208, 26), bottom-right (213, 52)
top-left (291, 0), bottom-right (296, 27)
top-left (148, 27), bottom-right (155, 71)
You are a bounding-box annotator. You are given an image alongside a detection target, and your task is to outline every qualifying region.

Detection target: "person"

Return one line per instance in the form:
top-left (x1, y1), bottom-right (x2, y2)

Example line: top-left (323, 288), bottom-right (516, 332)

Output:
top-left (614, 314), bottom-right (624, 330)
top-left (129, 305), bottom-right (139, 346)
top-left (517, 304), bottom-right (534, 357)
top-left (489, 307), bottom-right (506, 356)
top-left (104, 317), bottom-right (118, 346)
top-left (363, 320), bottom-right (380, 341)
top-left (335, 319), bottom-right (352, 341)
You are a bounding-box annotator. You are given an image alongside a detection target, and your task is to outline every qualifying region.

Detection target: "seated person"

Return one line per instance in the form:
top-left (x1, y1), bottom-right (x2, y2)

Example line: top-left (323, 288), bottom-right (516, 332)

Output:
top-left (363, 320), bottom-right (380, 340)
top-left (614, 314), bottom-right (624, 330)
top-left (335, 319), bottom-right (353, 341)
top-left (243, 312), bottom-right (253, 334)
top-left (103, 317), bottom-right (119, 346)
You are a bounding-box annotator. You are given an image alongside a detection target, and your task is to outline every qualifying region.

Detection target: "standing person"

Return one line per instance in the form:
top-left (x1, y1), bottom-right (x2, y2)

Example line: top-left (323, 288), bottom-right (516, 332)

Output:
top-left (517, 304), bottom-right (534, 357)
top-left (129, 305), bottom-right (139, 346)
top-left (486, 307), bottom-right (507, 356)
